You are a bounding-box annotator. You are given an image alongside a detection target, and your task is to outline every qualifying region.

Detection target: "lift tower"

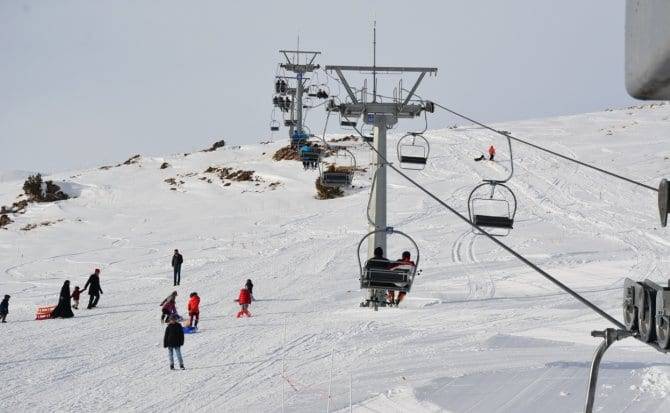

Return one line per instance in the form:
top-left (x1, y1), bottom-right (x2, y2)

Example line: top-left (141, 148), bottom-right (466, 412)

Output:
top-left (278, 50), bottom-right (321, 144)
top-left (325, 50), bottom-right (436, 305)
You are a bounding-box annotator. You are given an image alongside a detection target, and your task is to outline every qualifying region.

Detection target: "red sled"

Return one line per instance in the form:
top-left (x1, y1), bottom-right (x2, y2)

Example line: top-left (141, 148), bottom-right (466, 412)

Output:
top-left (35, 305), bottom-right (55, 320)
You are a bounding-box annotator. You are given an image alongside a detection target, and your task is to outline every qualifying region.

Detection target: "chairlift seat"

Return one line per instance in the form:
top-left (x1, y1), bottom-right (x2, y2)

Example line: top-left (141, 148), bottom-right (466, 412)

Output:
top-left (270, 126), bottom-right (279, 132)
top-left (300, 152), bottom-right (319, 162)
top-left (322, 172), bottom-right (352, 186)
top-left (474, 214), bottom-right (513, 229)
top-left (284, 120), bottom-right (296, 127)
top-left (341, 120), bottom-right (357, 127)
top-left (400, 155), bottom-right (427, 165)
top-left (361, 268), bottom-right (412, 292)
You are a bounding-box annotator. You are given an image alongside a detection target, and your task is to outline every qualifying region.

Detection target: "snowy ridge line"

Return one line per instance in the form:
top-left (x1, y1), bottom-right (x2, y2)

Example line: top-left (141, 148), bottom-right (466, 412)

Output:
top-left (428, 99), bottom-right (659, 192)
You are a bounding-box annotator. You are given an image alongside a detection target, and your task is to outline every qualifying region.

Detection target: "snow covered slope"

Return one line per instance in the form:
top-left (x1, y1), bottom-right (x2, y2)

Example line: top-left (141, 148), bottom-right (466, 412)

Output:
top-left (2, 103), bottom-right (670, 412)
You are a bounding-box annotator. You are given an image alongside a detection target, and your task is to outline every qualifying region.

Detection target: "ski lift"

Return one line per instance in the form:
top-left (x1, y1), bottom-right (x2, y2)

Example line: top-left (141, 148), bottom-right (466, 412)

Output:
top-left (275, 79), bottom-right (288, 94)
top-left (397, 133), bottom-right (430, 170)
top-left (356, 227), bottom-right (420, 295)
top-left (291, 129), bottom-right (309, 147)
top-left (319, 147), bottom-right (356, 187)
top-left (284, 120), bottom-right (296, 127)
top-left (340, 114), bottom-right (358, 128)
top-left (299, 145), bottom-right (320, 168)
top-left (467, 130), bottom-right (517, 235)
top-left (270, 120), bottom-right (280, 132)
top-left (467, 181), bottom-right (517, 235)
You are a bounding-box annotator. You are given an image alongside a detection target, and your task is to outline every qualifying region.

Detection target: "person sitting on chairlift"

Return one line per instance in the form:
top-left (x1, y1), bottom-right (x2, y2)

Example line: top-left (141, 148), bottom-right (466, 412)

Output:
top-left (387, 251), bottom-right (416, 307)
top-left (365, 247), bottom-right (390, 271)
top-left (299, 144), bottom-right (312, 170)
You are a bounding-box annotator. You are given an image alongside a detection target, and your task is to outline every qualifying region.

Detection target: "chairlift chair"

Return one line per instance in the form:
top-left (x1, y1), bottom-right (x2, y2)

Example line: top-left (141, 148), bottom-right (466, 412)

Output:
top-left (397, 133), bottom-right (430, 170)
top-left (270, 120), bottom-right (280, 132)
top-left (467, 181), bottom-right (517, 235)
top-left (356, 227), bottom-right (420, 294)
top-left (291, 129), bottom-right (309, 147)
top-left (319, 147), bottom-right (356, 187)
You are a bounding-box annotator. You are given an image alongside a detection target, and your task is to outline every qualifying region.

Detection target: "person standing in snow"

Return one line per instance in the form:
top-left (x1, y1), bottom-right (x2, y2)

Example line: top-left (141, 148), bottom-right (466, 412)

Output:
top-left (160, 291), bottom-right (178, 323)
top-left (82, 268), bottom-right (103, 309)
top-left (245, 279), bottom-right (254, 300)
top-left (172, 249), bottom-right (183, 286)
top-left (71, 286), bottom-right (81, 309)
top-left (51, 280), bottom-right (74, 318)
top-left (187, 292), bottom-right (200, 328)
top-left (163, 315), bottom-right (185, 370)
top-left (236, 287), bottom-right (252, 318)
top-left (488, 145), bottom-right (496, 161)
top-left (0, 295), bottom-right (9, 323)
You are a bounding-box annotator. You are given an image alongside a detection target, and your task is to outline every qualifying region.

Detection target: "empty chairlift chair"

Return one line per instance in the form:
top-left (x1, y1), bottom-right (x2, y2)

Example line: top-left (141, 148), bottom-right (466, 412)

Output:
top-left (467, 180), bottom-right (517, 235)
top-left (397, 133), bottom-right (430, 170)
top-left (357, 227), bottom-right (420, 294)
top-left (270, 120), bottom-right (280, 132)
top-left (319, 148), bottom-right (356, 187)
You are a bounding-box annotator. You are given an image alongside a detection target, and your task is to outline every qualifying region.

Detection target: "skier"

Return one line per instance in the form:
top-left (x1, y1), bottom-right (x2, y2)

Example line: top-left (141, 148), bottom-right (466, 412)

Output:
top-left (163, 315), bottom-right (185, 370)
top-left (172, 249), bottom-right (183, 286)
top-left (387, 251), bottom-right (416, 307)
top-left (51, 280), bottom-right (74, 318)
top-left (488, 145), bottom-right (496, 161)
top-left (245, 279), bottom-right (254, 300)
top-left (71, 286), bottom-right (81, 309)
top-left (82, 268), bottom-right (103, 309)
top-left (0, 295), bottom-right (9, 323)
top-left (187, 292), bottom-right (200, 328)
top-left (160, 291), bottom-right (178, 323)
top-left (236, 286), bottom-right (252, 318)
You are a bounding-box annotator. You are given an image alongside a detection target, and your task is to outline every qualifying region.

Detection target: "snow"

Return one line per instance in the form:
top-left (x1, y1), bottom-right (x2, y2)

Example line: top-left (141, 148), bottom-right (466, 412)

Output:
top-left (1, 103), bottom-right (670, 412)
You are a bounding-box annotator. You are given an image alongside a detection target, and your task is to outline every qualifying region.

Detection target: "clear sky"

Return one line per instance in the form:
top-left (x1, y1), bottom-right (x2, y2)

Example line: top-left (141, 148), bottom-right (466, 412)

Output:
top-left (0, 0), bottom-right (638, 173)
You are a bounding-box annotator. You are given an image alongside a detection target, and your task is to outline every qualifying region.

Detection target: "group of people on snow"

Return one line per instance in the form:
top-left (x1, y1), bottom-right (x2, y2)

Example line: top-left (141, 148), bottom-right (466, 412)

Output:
top-left (365, 247), bottom-right (416, 307)
top-left (50, 268), bottom-right (104, 319)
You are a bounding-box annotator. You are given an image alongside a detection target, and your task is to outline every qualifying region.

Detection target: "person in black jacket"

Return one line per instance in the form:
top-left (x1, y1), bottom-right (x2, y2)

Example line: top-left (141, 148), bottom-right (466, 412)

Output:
top-left (51, 280), bottom-right (74, 318)
top-left (172, 250), bottom-right (183, 286)
top-left (0, 295), bottom-right (9, 323)
top-left (245, 279), bottom-right (254, 300)
top-left (82, 268), bottom-right (103, 309)
top-left (163, 315), bottom-right (185, 370)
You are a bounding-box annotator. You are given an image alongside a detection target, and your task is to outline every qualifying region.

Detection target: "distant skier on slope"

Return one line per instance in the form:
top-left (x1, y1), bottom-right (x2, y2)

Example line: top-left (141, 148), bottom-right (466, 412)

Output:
top-left (51, 280), bottom-right (74, 318)
top-left (82, 268), bottom-right (103, 309)
top-left (163, 315), bottom-right (185, 370)
top-left (160, 291), bottom-right (178, 323)
top-left (236, 286), bottom-right (252, 318)
top-left (187, 292), bottom-right (200, 328)
top-left (488, 145), bottom-right (496, 161)
top-left (172, 249), bottom-right (183, 286)
top-left (0, 295), bottom-right (10, 323)
top-left (245, 279), bottom-right (254, 300)
top-left (386, 251), bottom-right (416, 307)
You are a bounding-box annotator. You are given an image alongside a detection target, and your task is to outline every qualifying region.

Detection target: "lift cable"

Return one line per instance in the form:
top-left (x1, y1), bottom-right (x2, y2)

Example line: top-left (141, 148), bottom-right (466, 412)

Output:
top-left (426, 99), bottom-right (658, 193)
top-left (345, 118), bottom-right (626, 330)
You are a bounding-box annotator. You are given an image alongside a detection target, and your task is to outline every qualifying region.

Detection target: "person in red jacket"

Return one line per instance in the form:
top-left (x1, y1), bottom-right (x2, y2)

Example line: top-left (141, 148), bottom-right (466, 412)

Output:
top-left (387, 251), bottom-right (416, 307)
top-left (187, 292), bottom-right (200, 328)
top-left (236, 287), bottom-right (252, 318)
top-left (488, 145), bottom-right (496, 161)
top-left (71, 286), bottom-right (81, 309)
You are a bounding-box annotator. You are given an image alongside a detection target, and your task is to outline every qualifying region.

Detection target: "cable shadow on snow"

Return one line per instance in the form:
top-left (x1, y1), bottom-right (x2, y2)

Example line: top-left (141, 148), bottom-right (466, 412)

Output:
top-left (546, 360), bottom-right (670, 370)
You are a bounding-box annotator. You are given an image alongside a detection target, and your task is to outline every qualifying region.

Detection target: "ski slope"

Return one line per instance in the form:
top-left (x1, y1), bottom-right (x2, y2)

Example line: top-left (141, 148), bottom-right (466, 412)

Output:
top-left (1, 103), bottom-right (670, 412)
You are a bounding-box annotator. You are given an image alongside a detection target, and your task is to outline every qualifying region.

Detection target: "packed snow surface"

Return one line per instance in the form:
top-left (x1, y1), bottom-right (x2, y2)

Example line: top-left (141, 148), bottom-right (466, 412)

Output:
top-left (2, 104), bottom-right (670, 412)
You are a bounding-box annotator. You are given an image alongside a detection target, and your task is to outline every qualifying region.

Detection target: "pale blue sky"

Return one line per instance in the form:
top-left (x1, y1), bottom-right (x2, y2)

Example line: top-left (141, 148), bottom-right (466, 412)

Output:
top-left (0, 0), bottom-right (636, 172)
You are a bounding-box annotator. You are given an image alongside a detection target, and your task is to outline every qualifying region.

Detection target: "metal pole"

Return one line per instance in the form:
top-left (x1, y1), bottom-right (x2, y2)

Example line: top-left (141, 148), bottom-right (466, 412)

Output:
top-left (349, 373), bottom-right (353, 413)
top-left (366, 118), bottom-right (388, 306)
top-left (296, 72), bottom-right (304, 134)
top-left (584, 328), bottom-right (631, 413)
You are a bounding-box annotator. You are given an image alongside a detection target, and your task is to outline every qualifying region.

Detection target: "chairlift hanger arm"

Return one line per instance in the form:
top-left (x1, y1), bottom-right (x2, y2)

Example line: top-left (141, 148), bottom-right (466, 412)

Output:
top-left (325, 65), bottom-right (437, 74)
top-left (333, 69), bottom-right (359, 104)
top-left (401, 72), bottom-right (427, 111)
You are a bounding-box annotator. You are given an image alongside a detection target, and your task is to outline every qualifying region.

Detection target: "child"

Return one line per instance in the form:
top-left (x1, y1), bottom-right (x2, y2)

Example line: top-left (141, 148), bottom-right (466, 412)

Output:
top-left (187, 292), bottom-right (200, 328)
top-left (236, 287), bottom-right (252, 318)
top-left (163, 315), bottom-right (185, 370)
top-left (160, 291), bottom-right (178, 323)
top-left (71, 286), bottom-right (81, 309)
top-left (0, 295), bottom-right (9, 323)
